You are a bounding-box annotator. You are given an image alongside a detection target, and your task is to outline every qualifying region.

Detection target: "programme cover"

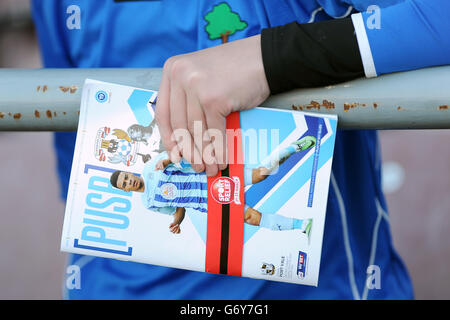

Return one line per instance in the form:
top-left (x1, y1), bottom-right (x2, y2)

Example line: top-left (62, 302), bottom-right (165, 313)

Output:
top-left (61, 79), bottom-right (338, 286)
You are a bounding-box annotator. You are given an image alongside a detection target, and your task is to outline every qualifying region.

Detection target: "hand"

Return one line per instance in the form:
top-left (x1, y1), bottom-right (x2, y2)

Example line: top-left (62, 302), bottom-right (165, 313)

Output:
top-left (155, 160), bottom-right (165, 170)
top-left (169, 223), bottom-right (181, 234)
top-left (169, 207), bottom-right (186, 234)
top-left (155, 159), bottom-right (171, 170)
top-left (155, 35), bottom-right (270, 176)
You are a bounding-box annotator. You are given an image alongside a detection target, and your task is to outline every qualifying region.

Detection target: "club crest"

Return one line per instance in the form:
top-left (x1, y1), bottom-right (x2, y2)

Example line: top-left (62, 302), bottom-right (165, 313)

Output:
top-left (94, 127), bottom-right (140, 166)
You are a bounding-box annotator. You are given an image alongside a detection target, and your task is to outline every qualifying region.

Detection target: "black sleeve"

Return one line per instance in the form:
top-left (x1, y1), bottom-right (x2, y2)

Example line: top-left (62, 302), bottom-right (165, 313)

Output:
top-left (261, 18), bottom-right (364, 94)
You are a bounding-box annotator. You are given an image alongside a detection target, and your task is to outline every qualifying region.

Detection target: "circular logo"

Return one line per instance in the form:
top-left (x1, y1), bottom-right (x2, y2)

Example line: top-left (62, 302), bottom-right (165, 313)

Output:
top-left (95, 90), bottom-right (108, 103)
top-left (160, 183), bottom-right (178, 200)
top-left (117, 139), bottom-right (132, 156)
top-left (210, 177), bottom-right (235, 204)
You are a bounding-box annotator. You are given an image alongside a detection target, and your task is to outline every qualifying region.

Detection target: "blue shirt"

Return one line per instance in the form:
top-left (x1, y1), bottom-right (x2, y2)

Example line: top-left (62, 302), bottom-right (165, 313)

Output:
top-left (31, 0), bottom-right (449, 299)
top-left (141, 152), bottom-right (208, 214)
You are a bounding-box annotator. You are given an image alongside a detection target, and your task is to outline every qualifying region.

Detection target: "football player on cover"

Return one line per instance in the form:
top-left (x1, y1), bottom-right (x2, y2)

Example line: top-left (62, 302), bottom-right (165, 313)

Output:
top-left (110, 136), bottom-right (316, 236)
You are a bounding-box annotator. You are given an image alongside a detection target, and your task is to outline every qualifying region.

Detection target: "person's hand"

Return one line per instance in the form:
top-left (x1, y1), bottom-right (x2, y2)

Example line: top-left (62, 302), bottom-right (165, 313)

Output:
top-left (169, 207), bottom-right (186, 234)
top-left (169, 223), bottom-right (181, 234)
top-left (155, 35), bottom-right (270, 176)
top-left (155, 160), bottom-right (165, 170)
top-left (155, 159), bottom-right (171, 170)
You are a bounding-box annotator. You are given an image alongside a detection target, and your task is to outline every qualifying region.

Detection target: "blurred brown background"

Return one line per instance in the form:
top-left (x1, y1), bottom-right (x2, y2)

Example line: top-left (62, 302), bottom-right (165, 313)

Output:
top-left (0, 0), bottom-right (449, 299)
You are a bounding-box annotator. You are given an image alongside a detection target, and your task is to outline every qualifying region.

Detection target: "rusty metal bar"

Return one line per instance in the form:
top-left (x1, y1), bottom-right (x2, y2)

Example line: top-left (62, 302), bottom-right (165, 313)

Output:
top-left (0, 68), bottom-right (162, 131)
top-left (0, 66), bottom-right (449, 131)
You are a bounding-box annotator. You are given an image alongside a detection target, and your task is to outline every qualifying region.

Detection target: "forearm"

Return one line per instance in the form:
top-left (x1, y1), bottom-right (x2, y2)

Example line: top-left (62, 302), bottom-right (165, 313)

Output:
top-left (353, 0), bottom-right (450, 77)
top-left (174, 207), bottom-right (186, 224)
top-left (169, 207), bottom-right (185, 234)
top-left (261, 18), bottom-right (364, 94)
top-left (261, 0), bottom-right (450, 94)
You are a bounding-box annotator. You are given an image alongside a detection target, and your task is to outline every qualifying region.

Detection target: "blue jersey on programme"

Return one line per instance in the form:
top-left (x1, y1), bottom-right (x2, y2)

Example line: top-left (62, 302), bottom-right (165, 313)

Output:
top-left (32, 0), bottom-right (450, 300)
top-left (141, 152), bottom-right (208, 214)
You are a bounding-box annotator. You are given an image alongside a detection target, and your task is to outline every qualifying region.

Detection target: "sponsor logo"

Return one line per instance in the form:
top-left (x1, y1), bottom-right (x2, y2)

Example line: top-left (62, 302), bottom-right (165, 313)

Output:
top-left (95, 90), bottom-right (109, 103)
top-left (297, 251), bottom-right (308, 279)
top-left (210, 176), bottom-right (241, 205)
top-left (160, 183), bottom-right (177, 200)
top-left (261, 262), bottom-right (275, 276)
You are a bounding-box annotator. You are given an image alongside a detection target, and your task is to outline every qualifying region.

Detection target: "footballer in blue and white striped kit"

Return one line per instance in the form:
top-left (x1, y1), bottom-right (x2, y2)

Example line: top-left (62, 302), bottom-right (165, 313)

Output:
top-left (110, 136), bottom-right (316, 236)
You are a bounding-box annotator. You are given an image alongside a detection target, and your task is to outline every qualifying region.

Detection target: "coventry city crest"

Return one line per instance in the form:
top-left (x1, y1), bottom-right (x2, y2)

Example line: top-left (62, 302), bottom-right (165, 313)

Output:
top-left (94, 120), bottom-right (164, 166)
top-left (94, 127), bottom-right (140, 166)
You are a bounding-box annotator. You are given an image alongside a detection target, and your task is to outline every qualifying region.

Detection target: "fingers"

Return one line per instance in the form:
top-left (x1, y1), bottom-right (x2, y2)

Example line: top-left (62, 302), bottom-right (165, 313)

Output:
top-left (155, 63), bottom-right (179, 161)
top-left (170, 78), bottom-right (205, 172)
top-left (204, 109), bottom-right (228, 172)
top-left (187, 92), bottom-right (219, 176)
top-left (157, 57), bottom-right (230, 176)
top-left (169, 223), bottom-right (181, 234)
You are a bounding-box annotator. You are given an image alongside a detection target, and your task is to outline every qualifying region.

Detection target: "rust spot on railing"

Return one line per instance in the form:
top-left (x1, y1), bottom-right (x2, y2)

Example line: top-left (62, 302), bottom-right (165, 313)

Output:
top-left (35, 110), bottom-right (40, 118)
top-left (291, 100), bottom-right (336, 111)
top-left (439, 105), bottom-right (449, 110)
top-left (0, 112), bottom-right (4, 119)
top-left (37, 85), bottom-right (48, 92)
top-left (59, 85), bottom-right (78, 94)
top-left (46, 110), bottom-right (52, 119)
top-left (322, 100), bottom-right (335, 109)
top-left (344, 102), bottom-right (368, 112)
top-left (59, 86), bottom-right (69, 93)
top-left (13, 113), bottom-right (21, 120)
top-left (307, 101), bottom-right (321, 110)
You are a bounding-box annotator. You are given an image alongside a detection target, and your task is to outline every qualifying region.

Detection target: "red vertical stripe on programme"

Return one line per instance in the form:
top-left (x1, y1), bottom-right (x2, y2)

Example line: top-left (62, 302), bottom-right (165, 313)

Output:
top-left (205, 112), bottom-right (244, 276)
top-left (226, 112), bottom-right (245, 277)
top-left (205, 172), bottom-right (222, 274)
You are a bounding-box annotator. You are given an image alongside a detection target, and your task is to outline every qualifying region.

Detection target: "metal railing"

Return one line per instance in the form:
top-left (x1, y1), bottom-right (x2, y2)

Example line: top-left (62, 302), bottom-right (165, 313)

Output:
top-left (0, 66), bottom-right (449, 131)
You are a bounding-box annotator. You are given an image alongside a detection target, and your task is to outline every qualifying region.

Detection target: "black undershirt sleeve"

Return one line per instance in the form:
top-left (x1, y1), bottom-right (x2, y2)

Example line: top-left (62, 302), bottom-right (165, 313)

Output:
top-left (261, 18), bottom-right (364, 94)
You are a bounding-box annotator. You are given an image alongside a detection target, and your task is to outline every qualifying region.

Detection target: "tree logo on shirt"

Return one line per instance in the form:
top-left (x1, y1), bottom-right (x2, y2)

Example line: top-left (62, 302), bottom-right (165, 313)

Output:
top-left (204, 2), bottom-right (248, 43)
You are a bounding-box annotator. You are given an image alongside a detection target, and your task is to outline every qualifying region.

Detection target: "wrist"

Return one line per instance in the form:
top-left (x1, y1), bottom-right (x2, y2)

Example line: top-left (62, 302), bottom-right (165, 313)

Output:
top-left (261, 19), bottom-right (364, 94)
